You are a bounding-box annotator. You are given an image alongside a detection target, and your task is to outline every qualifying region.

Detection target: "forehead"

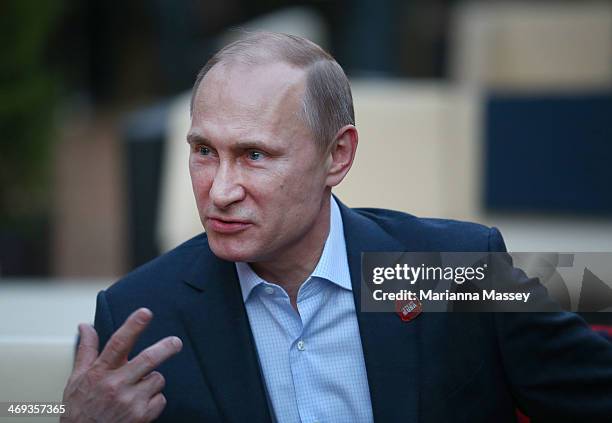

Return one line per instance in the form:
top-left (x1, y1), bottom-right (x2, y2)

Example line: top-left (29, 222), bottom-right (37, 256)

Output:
top-left (190, 61), bottom-right (308, 140)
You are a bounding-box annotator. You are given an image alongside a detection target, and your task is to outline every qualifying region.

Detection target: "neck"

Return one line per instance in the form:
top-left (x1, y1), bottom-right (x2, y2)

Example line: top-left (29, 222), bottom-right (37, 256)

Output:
top-left (249, 194), bottom-right (332, 307)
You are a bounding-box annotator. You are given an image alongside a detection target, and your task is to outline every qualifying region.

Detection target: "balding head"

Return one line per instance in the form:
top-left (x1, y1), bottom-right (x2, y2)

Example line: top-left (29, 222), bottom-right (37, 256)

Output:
top-left (190, 32), bottom-right (354, 153)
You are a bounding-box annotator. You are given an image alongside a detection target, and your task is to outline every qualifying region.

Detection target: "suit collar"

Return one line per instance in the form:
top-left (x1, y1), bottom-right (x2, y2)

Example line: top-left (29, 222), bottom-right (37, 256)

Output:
top-left (180, 245), bottom-right (273, 423)
top-left (338, 199), bottom-right (421, 422)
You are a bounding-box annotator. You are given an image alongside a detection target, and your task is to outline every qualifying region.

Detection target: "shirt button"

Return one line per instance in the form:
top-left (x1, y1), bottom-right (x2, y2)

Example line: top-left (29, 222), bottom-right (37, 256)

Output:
top-left (297, 340), bottom-right (306, 351)
top-left (264, 286), bottom-right (274, 295)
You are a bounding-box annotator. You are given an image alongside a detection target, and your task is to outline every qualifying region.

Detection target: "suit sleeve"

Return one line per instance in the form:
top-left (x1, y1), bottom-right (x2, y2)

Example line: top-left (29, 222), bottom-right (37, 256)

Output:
top-left (94, 290), bottom-right (116, 351)
top-left (489, 227), bottom-right (612, 421)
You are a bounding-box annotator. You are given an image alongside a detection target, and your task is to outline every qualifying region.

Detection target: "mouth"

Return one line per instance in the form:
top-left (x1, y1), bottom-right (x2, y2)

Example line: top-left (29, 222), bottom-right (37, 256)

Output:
top-left (206, 217), bottom-right (253, 234)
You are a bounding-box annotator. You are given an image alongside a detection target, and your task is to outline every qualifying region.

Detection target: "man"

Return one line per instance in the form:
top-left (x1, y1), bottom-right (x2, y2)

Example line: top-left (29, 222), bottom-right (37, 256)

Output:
top-left (62, 32), bottom-right (612, 422)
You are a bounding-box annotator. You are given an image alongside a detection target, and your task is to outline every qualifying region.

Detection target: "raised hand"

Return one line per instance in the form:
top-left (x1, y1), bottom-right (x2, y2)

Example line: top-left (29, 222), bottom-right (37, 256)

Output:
top-left (61, 308), bottom-right (182, 423)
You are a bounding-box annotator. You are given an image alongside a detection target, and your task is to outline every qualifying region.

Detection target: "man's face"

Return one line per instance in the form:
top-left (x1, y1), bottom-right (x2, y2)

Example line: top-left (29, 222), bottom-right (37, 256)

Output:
top-left (188, 61), bottom-right (331, 263)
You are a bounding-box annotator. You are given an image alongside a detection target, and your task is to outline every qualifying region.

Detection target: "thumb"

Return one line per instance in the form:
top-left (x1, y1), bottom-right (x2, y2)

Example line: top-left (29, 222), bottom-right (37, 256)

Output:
top-left (73, 323), bottom-right (99, 373)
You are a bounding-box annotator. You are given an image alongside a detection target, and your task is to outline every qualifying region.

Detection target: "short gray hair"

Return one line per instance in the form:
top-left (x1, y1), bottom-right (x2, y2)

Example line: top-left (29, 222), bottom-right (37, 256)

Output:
top-left (190, 32), bottom-right (355, 152)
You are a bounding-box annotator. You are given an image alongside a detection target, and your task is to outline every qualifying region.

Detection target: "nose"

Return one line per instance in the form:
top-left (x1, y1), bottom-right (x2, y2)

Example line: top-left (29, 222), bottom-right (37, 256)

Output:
top-left (209, 161), bottom-right (245, 209)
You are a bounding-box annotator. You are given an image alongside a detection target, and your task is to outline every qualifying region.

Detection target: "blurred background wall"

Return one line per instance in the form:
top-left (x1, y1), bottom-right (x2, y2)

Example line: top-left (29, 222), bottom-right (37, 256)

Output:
top-left (3, 0), bottom-right (611, 281)
top-left (1, 0), bottom-right (612, 408)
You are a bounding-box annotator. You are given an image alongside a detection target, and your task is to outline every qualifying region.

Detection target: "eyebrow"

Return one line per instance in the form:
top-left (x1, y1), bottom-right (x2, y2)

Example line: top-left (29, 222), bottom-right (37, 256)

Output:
top-left (186, 133), bottom-right (276, 152)
top-left (186, 132), bottom-right (207, 145)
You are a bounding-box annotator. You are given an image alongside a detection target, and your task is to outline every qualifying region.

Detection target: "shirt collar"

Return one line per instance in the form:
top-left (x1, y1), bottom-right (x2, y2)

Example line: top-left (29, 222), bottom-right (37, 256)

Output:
top-left (236, 196), bottom-right (352, 302)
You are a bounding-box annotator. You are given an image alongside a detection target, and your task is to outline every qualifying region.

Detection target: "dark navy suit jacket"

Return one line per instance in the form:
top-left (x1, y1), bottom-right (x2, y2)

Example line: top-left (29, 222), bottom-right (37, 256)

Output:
top-left (95, 201), bottom-right (612, 422)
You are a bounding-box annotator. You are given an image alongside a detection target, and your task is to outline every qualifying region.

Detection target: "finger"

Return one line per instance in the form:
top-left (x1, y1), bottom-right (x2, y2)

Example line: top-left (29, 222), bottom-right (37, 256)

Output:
top-left (122, 336), bottom-right (182, 383)
top-left (73, 323), bottom-right (99, 373)
top-left (97, 308), bottom-right (153, 369)
top-left (143, 393), bottom-right (167, 422)
top-left (137, 371), bottom-right (166, 397)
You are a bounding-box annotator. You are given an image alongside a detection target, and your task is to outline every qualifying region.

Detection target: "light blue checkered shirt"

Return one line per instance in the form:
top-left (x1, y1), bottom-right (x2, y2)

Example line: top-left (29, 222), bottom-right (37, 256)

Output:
top-left (235, 197), bottom-right (374, 423)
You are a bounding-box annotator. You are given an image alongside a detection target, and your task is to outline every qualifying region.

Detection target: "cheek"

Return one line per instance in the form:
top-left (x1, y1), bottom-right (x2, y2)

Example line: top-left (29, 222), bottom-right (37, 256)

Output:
top-left (264, 170), bottom-right (323, 220)
top-left (280, 166), bottom-right (325, 200)
top-left (189, 165), bottom-right (214, 202)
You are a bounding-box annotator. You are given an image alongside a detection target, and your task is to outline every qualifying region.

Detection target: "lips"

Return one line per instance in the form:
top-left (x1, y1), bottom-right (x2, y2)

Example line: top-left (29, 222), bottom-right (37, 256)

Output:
top-left (206, 217), bottom-right (252, 234)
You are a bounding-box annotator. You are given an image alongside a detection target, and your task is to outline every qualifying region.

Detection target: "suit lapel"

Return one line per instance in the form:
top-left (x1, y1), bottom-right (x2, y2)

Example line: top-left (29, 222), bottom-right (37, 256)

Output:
top-left (339, 201), bottom-right (421, 422)
top-left (175, 200), bottom-right (424, 422)
top-left (179, 245), bottom-right (272, 423)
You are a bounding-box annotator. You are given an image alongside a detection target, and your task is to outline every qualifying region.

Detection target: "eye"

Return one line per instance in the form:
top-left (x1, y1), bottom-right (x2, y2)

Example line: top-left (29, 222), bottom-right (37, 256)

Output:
top-left (198, 146), bottom-right (211, 156)
top-left (248, 150), bottom-right (264, 161)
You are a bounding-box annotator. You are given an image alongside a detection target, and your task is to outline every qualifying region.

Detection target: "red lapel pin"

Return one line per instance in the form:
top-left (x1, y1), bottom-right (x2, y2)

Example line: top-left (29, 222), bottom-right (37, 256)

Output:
top-left (395, 298), bottom-right (422, 322)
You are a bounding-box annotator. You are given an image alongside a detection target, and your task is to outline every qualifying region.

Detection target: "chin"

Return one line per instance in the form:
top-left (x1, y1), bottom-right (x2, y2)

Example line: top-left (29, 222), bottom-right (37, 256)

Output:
top-left (207, 236), bottom-right (260, 263)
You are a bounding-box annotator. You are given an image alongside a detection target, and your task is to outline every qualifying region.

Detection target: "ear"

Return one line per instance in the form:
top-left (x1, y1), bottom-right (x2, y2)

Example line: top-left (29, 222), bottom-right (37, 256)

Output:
top-left (325, 124), bottom-right (358, 188)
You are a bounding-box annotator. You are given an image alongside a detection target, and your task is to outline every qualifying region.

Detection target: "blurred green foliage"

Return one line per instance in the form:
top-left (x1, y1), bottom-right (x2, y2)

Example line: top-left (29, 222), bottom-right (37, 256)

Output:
top-left (0, 1), bottom-right (64, 223)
